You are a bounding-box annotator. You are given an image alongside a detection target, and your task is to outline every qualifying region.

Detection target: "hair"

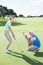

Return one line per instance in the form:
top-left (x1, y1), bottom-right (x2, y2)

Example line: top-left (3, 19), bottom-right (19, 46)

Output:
top-left (9, 16), bottom-right (15, 20)
top-left (10, 17), bottom-right (12, 20)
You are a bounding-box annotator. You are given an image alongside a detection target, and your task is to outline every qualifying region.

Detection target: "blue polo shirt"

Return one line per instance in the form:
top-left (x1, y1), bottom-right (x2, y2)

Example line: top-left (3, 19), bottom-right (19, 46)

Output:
top-left (31, 34), bottom-right (40, 48)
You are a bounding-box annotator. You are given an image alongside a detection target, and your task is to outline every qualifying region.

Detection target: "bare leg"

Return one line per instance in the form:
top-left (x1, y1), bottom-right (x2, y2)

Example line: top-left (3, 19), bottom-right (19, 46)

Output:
top-left (27, 39), bottom-right (32, 50)
top-left (6, 43), bottom-right (11, 49)
top-left (27, 39), bottom-right (32, 47)
top-left (5, 43), bottom-right (11, 53)
top-left (27, 42), bottom-right (30, 47)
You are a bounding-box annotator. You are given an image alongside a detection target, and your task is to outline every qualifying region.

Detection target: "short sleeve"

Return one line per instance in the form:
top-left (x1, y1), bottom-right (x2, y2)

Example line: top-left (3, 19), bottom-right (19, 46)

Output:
top-left (31, 37), bottom-right (36, 41)
top-left (8, 22), bottom-right (11, 27)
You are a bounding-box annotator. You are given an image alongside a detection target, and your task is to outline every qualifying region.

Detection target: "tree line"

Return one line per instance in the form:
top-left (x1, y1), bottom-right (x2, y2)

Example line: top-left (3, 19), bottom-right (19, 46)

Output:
top-left (0, 5), bottom-right (43, 18)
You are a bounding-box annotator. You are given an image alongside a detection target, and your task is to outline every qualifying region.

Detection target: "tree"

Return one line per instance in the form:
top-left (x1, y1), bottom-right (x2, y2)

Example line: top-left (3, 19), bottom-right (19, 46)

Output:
top-left (0, 5), bottom-right (17, 18)
top-left (40, 15), bottom-right (43, 17)
top-left (27, 15), bottom-right (33, 18)
top-left (0, 5), bottom-right (7, 18)
top-left (7, 9), bottom-right (17, 17)
top-left (19, 14), bottom-right (24, 17)
top-left (0, 5), bottom-right (2, 16)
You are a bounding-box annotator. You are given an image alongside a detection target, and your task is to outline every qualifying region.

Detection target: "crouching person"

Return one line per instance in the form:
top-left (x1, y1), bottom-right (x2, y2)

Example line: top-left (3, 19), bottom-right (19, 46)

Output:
top-left (23, 30), bottom-right (41, 53)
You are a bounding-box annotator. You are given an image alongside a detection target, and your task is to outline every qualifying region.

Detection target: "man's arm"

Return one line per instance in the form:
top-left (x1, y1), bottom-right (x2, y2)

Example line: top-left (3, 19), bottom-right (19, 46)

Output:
top-left (23, 32), bottom-right (28, 40)
top-left (31, 37), bottom-right (36, 42)
top-left (9, 26), bottom-right (16, 40)
top-left (29, 37), bottom-right (36, 44)
top-left (23, 32), bottom-right (32, 44)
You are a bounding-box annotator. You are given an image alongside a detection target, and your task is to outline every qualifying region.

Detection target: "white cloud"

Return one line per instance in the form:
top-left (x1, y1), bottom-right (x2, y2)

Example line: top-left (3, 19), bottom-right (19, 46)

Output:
top-left (32, 0), bottom-right (43, 6)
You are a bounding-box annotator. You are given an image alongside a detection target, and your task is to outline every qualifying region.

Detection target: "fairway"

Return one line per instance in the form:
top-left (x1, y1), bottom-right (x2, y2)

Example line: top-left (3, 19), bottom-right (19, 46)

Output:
top-left (0, 17), bottom-right (43, 65)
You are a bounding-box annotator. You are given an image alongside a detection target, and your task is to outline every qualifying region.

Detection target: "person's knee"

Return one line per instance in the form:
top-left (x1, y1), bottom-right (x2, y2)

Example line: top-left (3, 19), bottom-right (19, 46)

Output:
top-left (29, 47), bottom-right (34, 51)
top-left (28, 45), bottom-right (34, 51)
top-left (9, 38), bottom-right (12, 44)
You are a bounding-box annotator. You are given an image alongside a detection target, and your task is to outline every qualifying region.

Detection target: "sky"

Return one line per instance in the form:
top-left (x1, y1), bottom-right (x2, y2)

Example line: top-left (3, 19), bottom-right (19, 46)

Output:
top-left (0, 0), bottom-right (43, 16)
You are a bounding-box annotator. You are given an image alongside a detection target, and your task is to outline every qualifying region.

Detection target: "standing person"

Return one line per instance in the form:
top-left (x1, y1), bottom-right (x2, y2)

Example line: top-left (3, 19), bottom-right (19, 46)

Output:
top-left (5, 17), bottom-right (16, 53)
top-left (23, 30), bottom-right (41, 53)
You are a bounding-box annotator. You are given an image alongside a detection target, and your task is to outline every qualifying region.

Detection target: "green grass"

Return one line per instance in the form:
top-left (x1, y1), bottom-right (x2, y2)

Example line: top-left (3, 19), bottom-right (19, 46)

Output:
top-left (0, 17), bottom-right (43, 65)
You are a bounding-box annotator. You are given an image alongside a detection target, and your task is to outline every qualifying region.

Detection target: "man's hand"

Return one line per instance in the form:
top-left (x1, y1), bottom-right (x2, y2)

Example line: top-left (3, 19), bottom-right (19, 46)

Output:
top-left (23, 32), bottom-right (24, 35)
top-left (23, 32), bottom-right (27, 39)
top-left (23, 32), bottom-right (27, 36)
top-left (12, 33), bottom-right (16, 40)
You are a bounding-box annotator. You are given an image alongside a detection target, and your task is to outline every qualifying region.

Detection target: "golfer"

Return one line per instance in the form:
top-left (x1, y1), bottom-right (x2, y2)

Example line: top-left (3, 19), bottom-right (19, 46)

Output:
top-left (4, 17), bottom-right (16, 53)
top-left (23, 30), bottom-right (40, 52)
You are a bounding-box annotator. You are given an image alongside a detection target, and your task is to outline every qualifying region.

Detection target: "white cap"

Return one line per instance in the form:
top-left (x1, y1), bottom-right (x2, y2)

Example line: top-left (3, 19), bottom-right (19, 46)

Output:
top-left (29, 30), bottom-right (35, 34)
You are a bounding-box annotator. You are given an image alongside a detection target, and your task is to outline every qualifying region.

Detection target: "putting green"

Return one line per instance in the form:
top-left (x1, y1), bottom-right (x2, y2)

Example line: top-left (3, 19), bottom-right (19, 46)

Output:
top-left (0, 17), bottom-right (43, 65)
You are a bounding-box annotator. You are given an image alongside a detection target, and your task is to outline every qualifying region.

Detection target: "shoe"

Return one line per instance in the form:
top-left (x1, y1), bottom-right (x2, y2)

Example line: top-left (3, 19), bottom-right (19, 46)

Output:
top-left (8, 49), bottom-right (11, 51)
top-left (5, 49), bottom-right (11, 54)
top-left (33, 50), bottom-right (39, 53)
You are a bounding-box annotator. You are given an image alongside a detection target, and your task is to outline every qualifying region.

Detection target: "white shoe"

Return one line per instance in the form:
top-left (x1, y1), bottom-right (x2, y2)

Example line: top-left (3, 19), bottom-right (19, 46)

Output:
top-left (8, 49), bottom-right (11, 51)
top-left (5, 49), bottom-right (11, 54)
top-left (33, 49), bottom-right (39, 53)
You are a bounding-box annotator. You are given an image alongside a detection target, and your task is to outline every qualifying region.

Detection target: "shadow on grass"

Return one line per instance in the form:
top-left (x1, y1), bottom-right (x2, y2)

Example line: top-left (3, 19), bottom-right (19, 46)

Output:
top-left (8, 51), bottom-right (43, 65)
top-left (34, 52), bottom-right (43, 57)
top-left (0, 21), bottom-right (26, 26)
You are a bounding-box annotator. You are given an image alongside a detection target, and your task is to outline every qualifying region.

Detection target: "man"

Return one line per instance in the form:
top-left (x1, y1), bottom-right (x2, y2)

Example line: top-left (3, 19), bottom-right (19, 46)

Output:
top-left (5, 17), bottom-right (16, 53)
top-left (23, 30), bottom-right (40, 52)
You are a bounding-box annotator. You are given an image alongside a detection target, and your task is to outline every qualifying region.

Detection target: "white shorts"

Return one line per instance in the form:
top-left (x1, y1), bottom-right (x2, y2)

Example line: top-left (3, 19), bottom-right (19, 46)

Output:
top-left (28, 45), bottom-right (38, 51)
top-left (4, 31), bottom-right (12, 44)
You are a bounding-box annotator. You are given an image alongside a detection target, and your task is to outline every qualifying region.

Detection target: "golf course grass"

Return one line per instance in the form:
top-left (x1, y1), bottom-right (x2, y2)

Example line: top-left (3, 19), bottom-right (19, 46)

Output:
top-left (0, 17), bottom-right (43, 65)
